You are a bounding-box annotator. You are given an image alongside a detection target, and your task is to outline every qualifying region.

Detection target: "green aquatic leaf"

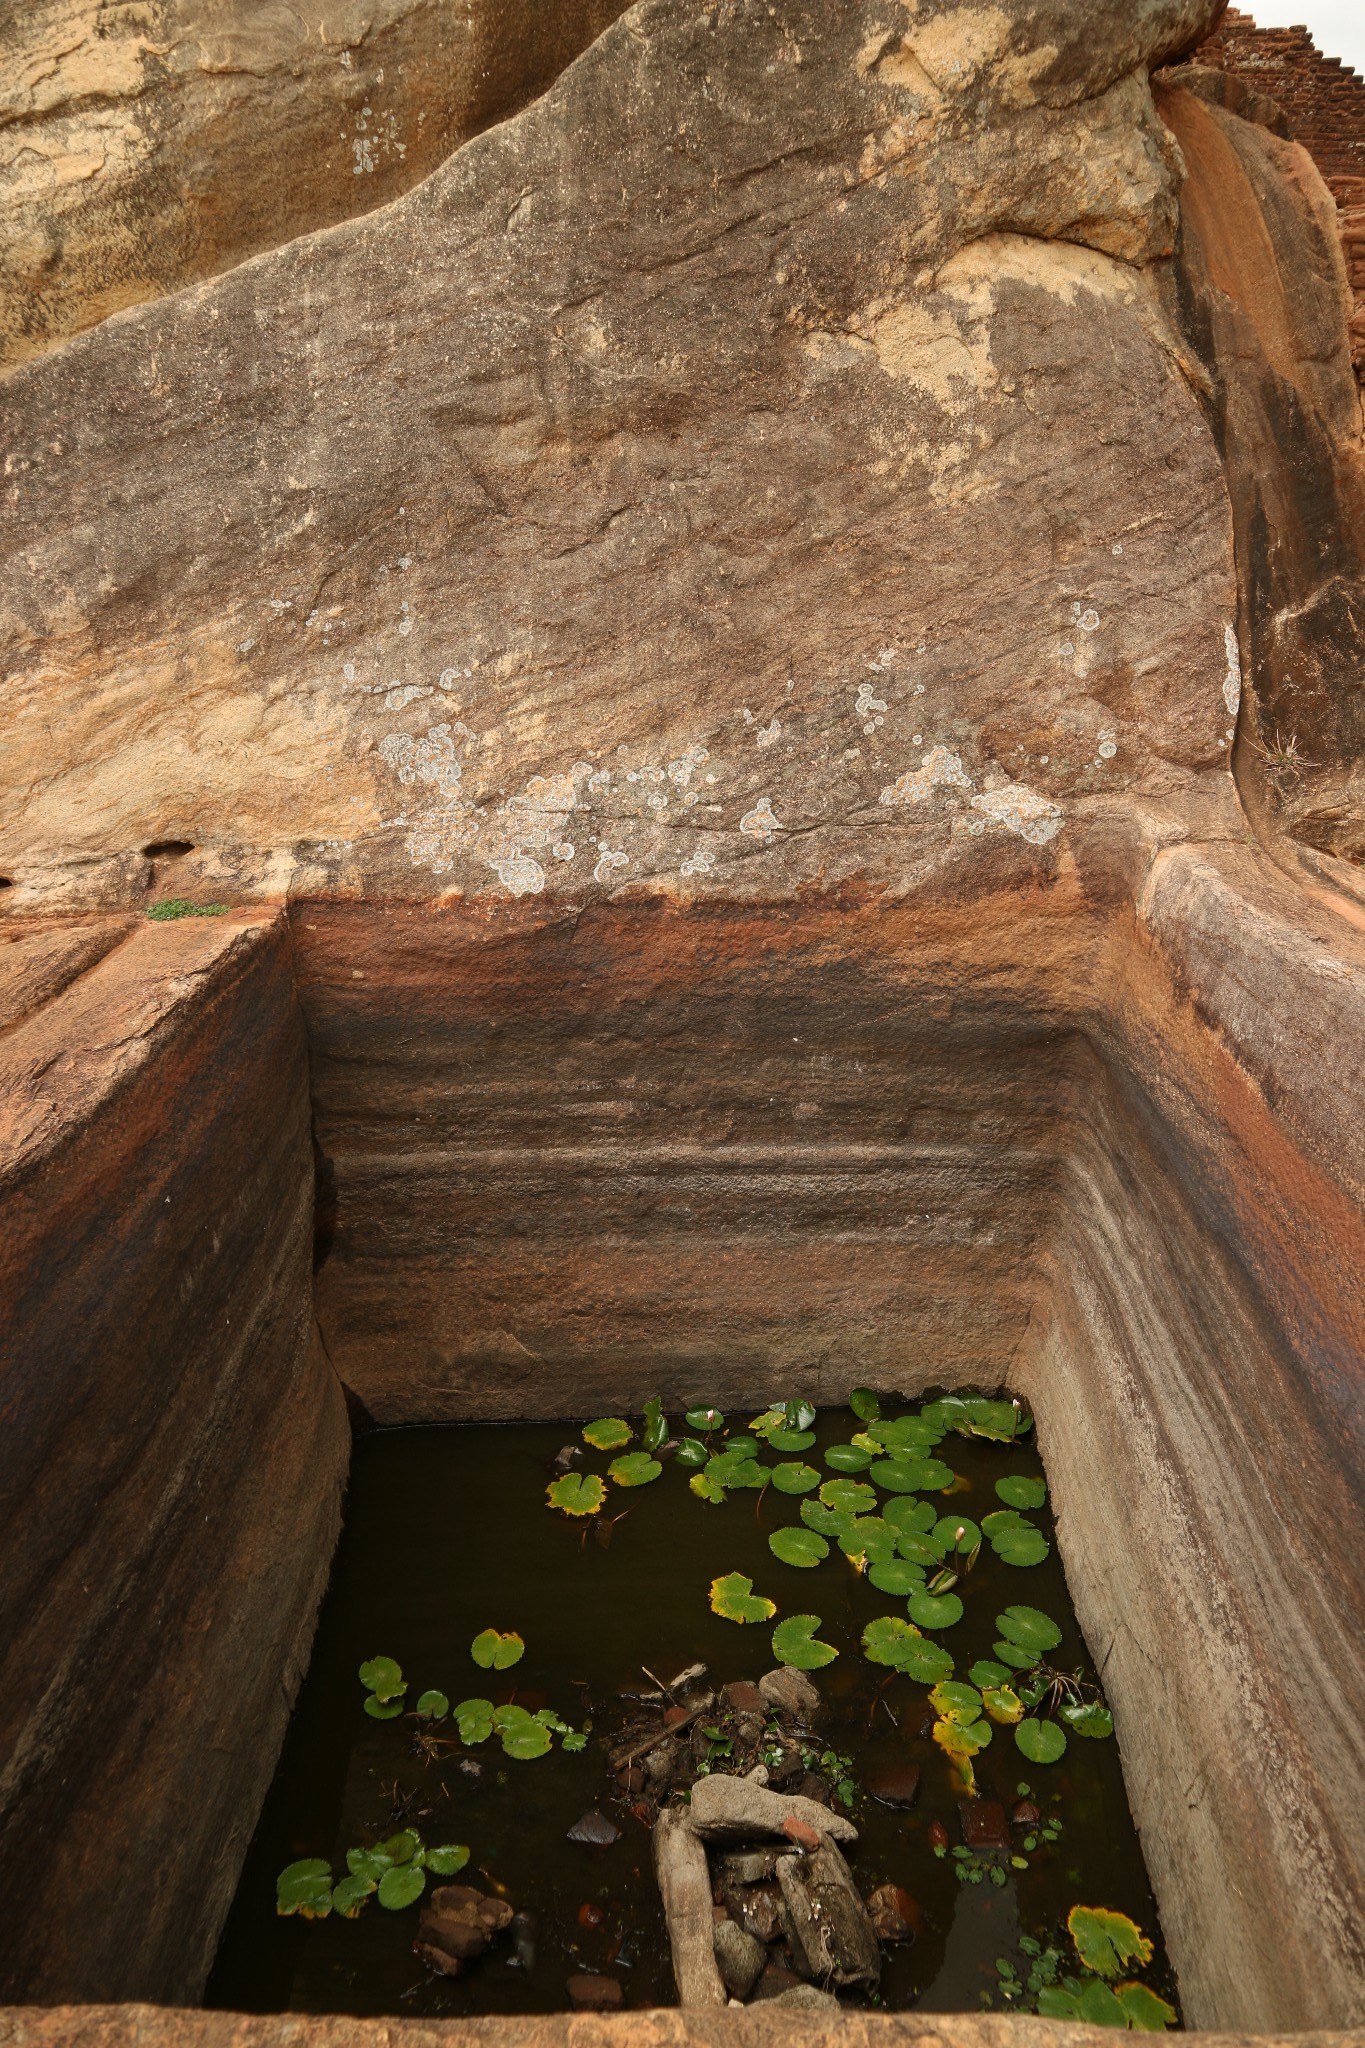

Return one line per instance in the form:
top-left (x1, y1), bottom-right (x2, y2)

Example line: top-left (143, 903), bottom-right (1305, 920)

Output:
top-left (378, 1864), bottom-right (426, 1910)
top-left (824, 1443), bottom-right (874, 1473)
top-left (1115, 1984), bottom-right (1178, 2030)
top-left (582, 1417), bottom-right (632, 1450)
top-left (331, 1874), bottom-right (375, 1918)
top-left (930, 1680), bottom-right (983, 1724)
top-left (896, 1531), bottom-right (947, 1567)
top-left (850, 1387), bottom-right (881, 1421)
top-left (867, 1557), bottom-right (927, 1597)
top-left (453, 1697), bottom-right (495, 1744)
top-left (769, 1526), bottom-right (829, 1569)
top-left (908, 1589), bottom-right (964, 1629)
top-left (359, 1656), bottom-right (406, 1702)
top-left (869, 1458), bottom-right (936, 1493)
top-left (933, 1713), bottom-right (991, 1755)
top-left (767, 1427), bottom-right (816, 1452)
top-left (1015, 1718), bottom-right (1067, 1764)
top-left (685, 1405), bottom-right (725, 1433)
top-left (785, 1399), bottom-right (817, 1433)
top-left (608, 1451), bottom-right (662, 1487)
top-left (1069, 1906), bottom-right (1154, 1979)
top-left (710, 1571), bottom-right (777, 1624)
top-left (547, 1471), bottom-right (608, 1516)
top-left (867, 1416), bottom-right (943, 1452)
top-left (690, 1472), bottom-right (727, 1503)
top-left (493, 1705), bottom-right (555, 1759)
top-left (706, 1448), bottom-right (768, 1489)
top-left (674, 1437), bottom-right (710, 1469)
top-left (561, 1730), bottom-right (588, 1752)
top-left (471, 1628), bottom-right (524, 1671)
top-left (363, 1694), bottom-right (404, 1720)
top-left (969, 1659), bottom-right (1012, 1688)
top-left (993, 1640), bottom-right (1041, 1670)
top-left (346, 1848), bottom-right (392, 1884)
top-left (1040, 1979), bottom-right (1130, 2027)
top-left (819, 1478), bottom-right (877, 1515)
top-left (747, 1406), bottom-right (785, 1440)
top-left (996, 1604), bottom-right (1063, 1656)
top-left (771, 1460), bottom-right (821, 1494)
top-left (379, 1830), bottom-right (422, 1864)
top-left (983, 1685), bottom-right (1023, 1723)
top-left (933, 1515), bottom-right (981, 1553)
top-left (993, 1527), bottom-right (1051, 1567)
top-left (642, 1396), bottom-right (667, 1453)
top-left (276, 1859), bottom-right (333, 1918)
top-left (1062, 1700), bottom-right (1115, 1739)
top-left (995, 1474), bottom-right (1047, 1510)
top-left (861, 1615), bottom-right (953, 1682)
top-left (771, 1613), bottom-right (838, 1670)
top-left (425, 1844), bottom-right (471, 1876)
top-left (414, 1690), bottom-right (449, 1721)
top-left (961, 1397), bottom-right (1024, 1441)
top-left (800, 1499), bottom-right (853, 1538)
top-left (837, 1515), bottom-right (898, 1561)
top-left (884, 1497), bottom-right (937, 1534)
top-left (981, 1509), bottom-right (1028, 1537)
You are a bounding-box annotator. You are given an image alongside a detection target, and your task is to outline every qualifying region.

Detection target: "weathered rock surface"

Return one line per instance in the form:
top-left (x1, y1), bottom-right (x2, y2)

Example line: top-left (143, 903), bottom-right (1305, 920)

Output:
top-left (757, 1669), bottom-right (822, 1725)
top-left (776, 1834), bottom-right (882, 1991)
top-left (652, 1810), bottom-right (726, 2008)
top-left (0, 913), bottom-right (348, 2003)
top-left (687, 1771), bottom-right (858, 1846)
top-left (1, 0), bottom-right (1234, 914)
top-left (0, 0), bottom-right (627, 372)
top-left (713, 1918), bottom-right (767, 2000)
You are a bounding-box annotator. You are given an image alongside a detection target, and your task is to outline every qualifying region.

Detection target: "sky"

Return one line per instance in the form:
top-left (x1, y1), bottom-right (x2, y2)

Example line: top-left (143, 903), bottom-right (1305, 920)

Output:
top-left (1238, 2), bottom-right (1365, 76)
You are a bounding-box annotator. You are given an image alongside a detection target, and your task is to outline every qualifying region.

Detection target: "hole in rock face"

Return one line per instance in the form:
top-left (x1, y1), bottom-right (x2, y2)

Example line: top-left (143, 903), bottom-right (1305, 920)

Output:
top-left (208, 1399), bottom-right (1176, 2024)
top-left (142, 840), bottom-right (195, 859)
top-left (0, 876), bottom-right (12, 888)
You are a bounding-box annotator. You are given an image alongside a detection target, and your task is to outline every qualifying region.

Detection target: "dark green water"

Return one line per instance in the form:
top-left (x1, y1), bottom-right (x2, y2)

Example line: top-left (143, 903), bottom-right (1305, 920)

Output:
top-left (208, 1407), bottom-right (1174, 2019)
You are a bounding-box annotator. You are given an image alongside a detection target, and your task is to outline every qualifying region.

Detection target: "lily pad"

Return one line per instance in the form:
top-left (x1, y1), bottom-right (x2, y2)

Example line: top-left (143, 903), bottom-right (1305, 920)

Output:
top-left (884, 1497), bottom-right (937, 1534)
top-left (1015, 1718), bottom-right (1067, 1764)
top-left (981, 1509), bottom-right (1028, 1537)
top-left (861, 1615), bottom-right (954, 1682)
top-left (767, 1427), bottom-right (816, 1452)
top-left (1115, 1983), bottom-right (1178, 2030)
top-left (996, 1474), bottom-right (1047, 1510)
top-left (1068, 1906), bottom-right (1154, 1979)
top-left (547, 1471), bottom-right (608, 1517)
top-left (453, 1697), bottom-right (495, 1744)
top-left (819, 1478), bottom-right (877, 1515)
top-left (982, 1684), bottom-right (1023, 1723)
top-left (346, 1847), bottom-right (393, 1883)
top-left (800, 1500), bottom-right (853, 1538)
top-left (642, 1396), bottom-right (668, 1453)
top-left (747, 1407), bottom-right (786, 1441)
top-left (359, 1656), bottom-right (406, 1702)
top-left (993, 1640), bottom-right (1042, 1671)
top-left (770, 1526), bottom-right (829, 1569)
top-left (276, 1859), bottom-right (333, 1918)
top-left (934, 1713), bottom-right (991, 1756)
top-left (689, 1472), bottom-right (728, 1503)
top-left (933, 1515), bottom-right (981, 1553)
top-left (969, 1659), bottom-right (1012, 1688)
top-left (331, 1875), bottom-right (375, 1918)
top-left (710, 1571), bottom-right (777, 1624)
top-left (867, 1557), bottom-right (927, 1596)
top-left (363, 1694), bottom-right (404, 1720)
top-left (379, 1830), bottom-right (422, 1864)
top-left (582, 1417), bottom-right (632, 1450)
top-left (870, 1458), bottom-right (936, 1493)
top-left (993, 1527), bottom-right (1051, 1567)
top-left (785, 1400), bottom-right (817, 1432)
top-left (1039, 1981), bottom-right (1129, 2027)
top-left (706, 1450), bottom-right (768, 1489)
top-left (684, 1405), bottom-right (725, 1433)
top-left (996, 1604), bottom-right (1063, 1656)
top-left (494, 1704), bottom-right (554, 1758)
top-left (908, 1589), bottom-right (964, 1629)
top-left (850, 1386), bottom-right (881, 1421)
top-left (674, 1437), bottom-right (710, 1470)
top-left (471, 1628), bottom-right (524, 1671)
top-left (414, 1690), bottom-right (449, 1720)
top-left (772, 1613), bottom-right (838, 1670)
top-left (824, 1443), bottom-right (875, 1473)
top-left (1062, 1700), bottom-right (1115, 1739)
top-left (771, 1461), bottom-right (821, 1494)
top-left (608, 1451), bottom-right (662, 1487)
top-left (837, 1515), bottom-right (898, 1561)
top-left (377, 1863), bottom-right (426, 1910)
top-left (930, 1679), bottom-right (983, 1723)
top-left (896, 1531), bottom-right (947, 1567)
top-left (426, 1844), bottom-right (471, 1876)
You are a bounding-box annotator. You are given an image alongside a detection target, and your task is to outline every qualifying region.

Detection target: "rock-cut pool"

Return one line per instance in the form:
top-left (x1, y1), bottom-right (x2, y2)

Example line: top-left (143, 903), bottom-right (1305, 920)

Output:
top-left (208, 1395), bottom-right (1178, 2025)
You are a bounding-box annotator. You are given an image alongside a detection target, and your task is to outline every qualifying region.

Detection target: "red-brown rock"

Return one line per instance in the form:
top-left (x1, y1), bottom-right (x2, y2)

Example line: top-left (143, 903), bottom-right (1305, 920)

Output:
top-left (565, 1973), bottom-right (623, 2008)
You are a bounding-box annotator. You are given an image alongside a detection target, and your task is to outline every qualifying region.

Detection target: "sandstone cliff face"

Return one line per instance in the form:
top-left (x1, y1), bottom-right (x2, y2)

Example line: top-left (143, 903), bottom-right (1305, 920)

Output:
top-left (0, 0), bottom-right (627, 372)
top-left (1, 0), bottom-right (1234, 918)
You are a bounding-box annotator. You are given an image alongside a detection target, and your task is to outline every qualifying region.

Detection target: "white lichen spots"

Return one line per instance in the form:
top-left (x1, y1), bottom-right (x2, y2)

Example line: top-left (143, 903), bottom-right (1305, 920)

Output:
top-left (740, 797), bottom-right (781, 843)
top-left (912, 734), bottom-right (923, 747)
top-left (756, 719), bottom-right (782, 748)
top-left (648, 793), bottom-right (667, 810)
top-left (679, 846), bottom-right (716, 877)
top-left (879, 746), bottom-right (972, 805)
top-left (351, 104), bottom-right (406, 176)
top-left (1058, 641), bottom-right (1076, 658)
top-left (343, 661), bottom-right (356, 682)
top-left (398, 619), bottom-right (413, 636)
top-left (1097, 731), bottom-right (1118, 761)
top-left (668, 745), bottom-right (710, 788)
top-left (237, 638), bottom-right (257, 655)
top-left (552, 842), bottom-right (575, 862)
top-left (1223, 624), bottom-right (1242, 718)
top-left (969, 781), bottom-right (1063, 845)
top-left (1072, 601), bottom-right (1101, 633)
top-left (398, 555), bottom-right (412, 570)
top-left (594, 847), bottom-right (630, 884)
top-left (487, 852), bottom-right (546, 897)
top-left (385, 684), bottom-right (431, 711)
top-left (855, 682), bottom-right (888, 720)
top-left (380, 723), bottom-right (463, 795)
top-left (587, 767), bottom-right (613, 797)
top-left (269, 598), bottom-right (292, 614)
top-left (439, 666), bottom-right (474, 688)
top-left (1112, 543), bottom-right (1124, 557)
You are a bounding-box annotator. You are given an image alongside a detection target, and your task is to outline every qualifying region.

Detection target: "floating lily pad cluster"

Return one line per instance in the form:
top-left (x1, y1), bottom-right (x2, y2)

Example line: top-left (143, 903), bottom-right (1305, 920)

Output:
top-left (994, 1908), bottom-right (1176, 2030)
top-left (277, 1829), bottom-right (470, 1921)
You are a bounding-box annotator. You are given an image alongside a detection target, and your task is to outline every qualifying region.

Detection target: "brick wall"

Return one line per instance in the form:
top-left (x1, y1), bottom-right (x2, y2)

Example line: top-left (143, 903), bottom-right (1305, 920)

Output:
top-left (1191, 8), bottom-right (1365, 380)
